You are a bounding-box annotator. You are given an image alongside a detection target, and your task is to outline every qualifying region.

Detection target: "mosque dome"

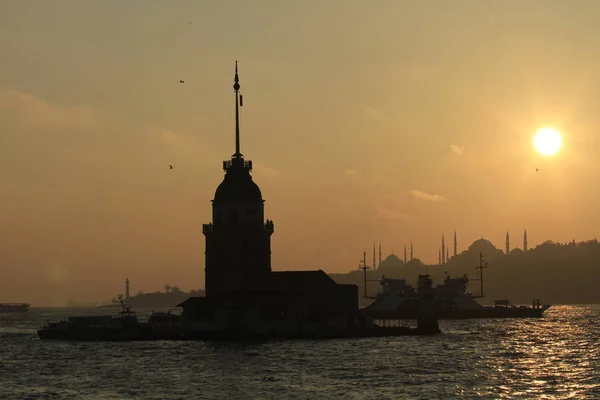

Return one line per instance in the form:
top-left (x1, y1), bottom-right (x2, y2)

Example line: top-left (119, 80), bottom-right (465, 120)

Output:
top-left (468, 238), bottom-right (498, 253)
top-left (213, 168), bottom-right (263, 204)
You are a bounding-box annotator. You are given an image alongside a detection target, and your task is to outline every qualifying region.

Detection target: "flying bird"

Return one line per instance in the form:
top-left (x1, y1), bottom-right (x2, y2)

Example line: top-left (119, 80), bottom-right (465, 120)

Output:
top-left (179, 80), bottom-right (184, 84)
top-left (536, 168), bottom-right (539, 172)
top-left (169, 165), bottom-right (174, 169)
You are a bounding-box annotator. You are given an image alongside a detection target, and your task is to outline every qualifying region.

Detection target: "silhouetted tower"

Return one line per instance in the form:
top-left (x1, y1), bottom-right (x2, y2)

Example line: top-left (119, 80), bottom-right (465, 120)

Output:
top-left (506, 231), bottom-right (510, 255)
top-left (404, 244), bottom-right (407, 263)
top-left (125, 278), bottom-right (130, 300)
top-left (453, 230), bottom-right (457, 256)
top-left (441, 234), bottom-right (446, 265)
top-left (410, 242), bottom-right (413, 261)
top-left (378, 242), bottom-right (382, 268)
top-left (524, 229), bottom-right (528, 252)
top-left (202, 62), bottom-right (274, 297)
top-left (438, 249), bottom-right (442, 266)
top-left (372, 243), bottom-right (376, 270)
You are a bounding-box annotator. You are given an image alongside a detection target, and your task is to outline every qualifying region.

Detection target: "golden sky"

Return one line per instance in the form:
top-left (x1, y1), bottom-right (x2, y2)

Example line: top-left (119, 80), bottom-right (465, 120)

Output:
top-left (2, 1), bottom-right (600, 305)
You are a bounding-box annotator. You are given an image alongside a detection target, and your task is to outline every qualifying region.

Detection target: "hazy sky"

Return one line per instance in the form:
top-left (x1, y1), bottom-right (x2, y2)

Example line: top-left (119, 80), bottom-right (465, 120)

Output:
top-left (2, 1), bottom-right (600, 305)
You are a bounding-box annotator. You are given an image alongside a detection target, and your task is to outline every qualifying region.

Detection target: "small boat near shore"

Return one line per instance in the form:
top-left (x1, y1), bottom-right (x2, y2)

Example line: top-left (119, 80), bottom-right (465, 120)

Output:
top-left (0, 303), bottom-right (30, 313)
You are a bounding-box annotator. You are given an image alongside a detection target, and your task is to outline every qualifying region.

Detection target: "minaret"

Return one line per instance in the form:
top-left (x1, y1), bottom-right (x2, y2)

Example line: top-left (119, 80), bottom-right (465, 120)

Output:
top-left (453, 230), bottom-right (457, 256)
top-left (505, 231), bottom-right (510, 255)
top-left (372, 243), bottom-right (376, 269)
top-left (202, 62), bottom-right (274, 297)
top-left (378, 242), bottom-right (382, 268)
top-left (125, 278), bottom-right (130, 300)
top-left (410, 242), bottom-right (413, 261)
top-left (404, 244), bottom-right (407, 263)
top-left (438, 249), bottom-right (442, 266)
top-left (441, 234), bottom-right (446, 265)
top-left (524, 229), bottom-right (528, 252)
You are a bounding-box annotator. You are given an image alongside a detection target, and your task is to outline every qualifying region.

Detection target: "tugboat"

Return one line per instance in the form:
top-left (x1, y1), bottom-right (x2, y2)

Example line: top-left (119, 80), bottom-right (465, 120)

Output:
top-left (362, 252), bottom-right (551, 320)
top-left (38, 298), bottom-right (153, 341)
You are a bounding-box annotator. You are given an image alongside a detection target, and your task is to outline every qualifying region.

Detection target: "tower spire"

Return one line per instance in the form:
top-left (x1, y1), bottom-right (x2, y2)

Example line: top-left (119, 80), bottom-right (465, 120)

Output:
top-left (441, 234), bottom-right (446, 265)
top-left (506, 231), bottom-right (510, 255)
top-left (372, 243), bottom-right (376, 270)
top-left (453, 229), bottom-right (457, 256)
top-left (233, 60), bottom-right (242, 158)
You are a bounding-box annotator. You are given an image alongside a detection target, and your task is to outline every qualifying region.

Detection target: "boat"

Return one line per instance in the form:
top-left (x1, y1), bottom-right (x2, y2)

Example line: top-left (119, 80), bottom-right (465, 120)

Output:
top-left (361, 253), bottom-right (551, 320)
top-left (38, 299), bottom-right (155, 341)
top-left (0, 303), bottom-right (30, 313)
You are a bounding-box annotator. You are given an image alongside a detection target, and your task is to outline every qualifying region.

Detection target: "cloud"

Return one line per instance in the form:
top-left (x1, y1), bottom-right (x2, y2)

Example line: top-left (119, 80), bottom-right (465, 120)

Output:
top-left (159, 130), bottom-right (178, 145)
top-left (255, 163), bottom-right (281, 178)
top-left (376, 208), bottom-right (413, 220)
top-left (0, 88), bottom-right (97, 129)
top-left (410, 190), bottom-right (447, 202)
top-left (450, 144), bottom-right (464, 155)
top-left (364, 106), bottom-right (380, 121)
top-left (372, 174), bottom-right (389, 183)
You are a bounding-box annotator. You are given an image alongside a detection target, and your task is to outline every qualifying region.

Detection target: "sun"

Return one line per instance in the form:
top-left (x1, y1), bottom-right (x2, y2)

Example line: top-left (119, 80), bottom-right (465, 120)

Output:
top-left (533, 128), bottom-right (562, 156)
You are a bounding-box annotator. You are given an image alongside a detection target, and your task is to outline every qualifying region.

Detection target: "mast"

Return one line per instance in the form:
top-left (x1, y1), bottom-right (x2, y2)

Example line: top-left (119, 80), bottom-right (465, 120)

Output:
top-left (476, 252), bottom-right (488, 297)
top-left (359, 251), bottom-right (369, 298)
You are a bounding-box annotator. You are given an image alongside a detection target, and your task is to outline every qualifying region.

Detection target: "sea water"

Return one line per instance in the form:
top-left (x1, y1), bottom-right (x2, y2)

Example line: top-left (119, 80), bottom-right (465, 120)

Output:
top-left (0, 305), bottom-right (598, 399)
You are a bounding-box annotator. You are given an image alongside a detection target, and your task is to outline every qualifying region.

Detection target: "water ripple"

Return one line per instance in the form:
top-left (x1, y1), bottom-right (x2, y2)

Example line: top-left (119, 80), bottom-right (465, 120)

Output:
top-left (0, 305), bottom-right (598, 399)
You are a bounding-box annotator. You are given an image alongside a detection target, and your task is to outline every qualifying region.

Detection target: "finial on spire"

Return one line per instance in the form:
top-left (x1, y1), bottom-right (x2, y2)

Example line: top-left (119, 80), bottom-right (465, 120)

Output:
top-left (234, 60), bottom-right (240, 91)
top-left (233, 61), bottom-right (242, 157)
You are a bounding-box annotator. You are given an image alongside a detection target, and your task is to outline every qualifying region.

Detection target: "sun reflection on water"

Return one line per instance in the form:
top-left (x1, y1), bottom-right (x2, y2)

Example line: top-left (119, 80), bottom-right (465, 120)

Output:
top-left (481, 306), bottom-right (600, 399)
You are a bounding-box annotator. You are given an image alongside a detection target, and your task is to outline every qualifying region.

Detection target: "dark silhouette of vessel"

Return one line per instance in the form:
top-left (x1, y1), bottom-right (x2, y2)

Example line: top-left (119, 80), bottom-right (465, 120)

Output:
top-left (38, 299), bottom-right (183, 341)
top-left (362, 253), bottom-right (551, 320)
top-left (0, 303), bottom-right (30, 313)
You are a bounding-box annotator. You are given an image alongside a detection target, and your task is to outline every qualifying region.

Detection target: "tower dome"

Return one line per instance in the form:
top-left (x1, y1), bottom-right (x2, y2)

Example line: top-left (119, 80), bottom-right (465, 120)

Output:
top-left (213, 163), bottom-right (263, 204)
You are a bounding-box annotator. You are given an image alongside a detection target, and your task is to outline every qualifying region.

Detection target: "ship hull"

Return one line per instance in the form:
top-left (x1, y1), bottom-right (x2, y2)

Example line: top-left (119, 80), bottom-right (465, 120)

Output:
top-left (38, 327), bottom-right (146, 341)
top-left (0, 304), bottom-right (30, 313)
top-left (363, 305), bottom-right (550, 320)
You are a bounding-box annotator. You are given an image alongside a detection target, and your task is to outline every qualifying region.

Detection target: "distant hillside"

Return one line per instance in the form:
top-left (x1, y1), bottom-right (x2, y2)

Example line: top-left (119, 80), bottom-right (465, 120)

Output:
top-left (330, 239), bottom-right (600, 305)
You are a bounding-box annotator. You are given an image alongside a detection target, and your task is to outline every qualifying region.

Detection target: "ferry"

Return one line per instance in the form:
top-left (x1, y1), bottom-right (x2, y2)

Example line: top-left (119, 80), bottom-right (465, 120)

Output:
top-left (38, 298), bottom-right (183, 341)
top-left (361, 253), bottom-right (551, 320)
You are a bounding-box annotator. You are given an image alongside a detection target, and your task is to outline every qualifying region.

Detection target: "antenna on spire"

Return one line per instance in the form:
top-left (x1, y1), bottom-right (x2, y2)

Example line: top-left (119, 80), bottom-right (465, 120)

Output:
top-left (233, 60), bottom-right (242, 158)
